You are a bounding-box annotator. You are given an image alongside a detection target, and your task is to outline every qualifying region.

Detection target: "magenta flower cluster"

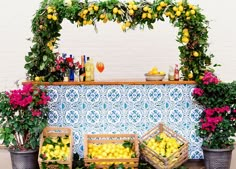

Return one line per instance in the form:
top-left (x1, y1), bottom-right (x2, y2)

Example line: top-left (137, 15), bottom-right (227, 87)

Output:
top-left (200, 106), bottom-right (231, 132)
top-left (6, 84), bottom-right (50, 117)
top-left (202, 72), bottom-right (219, 85)
top-left (193, 88), bottom-right (204, 96)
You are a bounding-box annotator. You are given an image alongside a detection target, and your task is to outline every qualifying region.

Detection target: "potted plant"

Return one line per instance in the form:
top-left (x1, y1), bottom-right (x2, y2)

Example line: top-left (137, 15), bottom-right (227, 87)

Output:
top-left (193, 72), bottom-right (236, 169)
top-left (0, 84), bottom-right (50, 169)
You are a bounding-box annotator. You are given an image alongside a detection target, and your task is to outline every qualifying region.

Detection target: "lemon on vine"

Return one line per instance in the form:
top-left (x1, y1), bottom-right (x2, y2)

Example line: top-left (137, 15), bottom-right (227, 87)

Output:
top-left (193, 51), bottom-right (199, 57)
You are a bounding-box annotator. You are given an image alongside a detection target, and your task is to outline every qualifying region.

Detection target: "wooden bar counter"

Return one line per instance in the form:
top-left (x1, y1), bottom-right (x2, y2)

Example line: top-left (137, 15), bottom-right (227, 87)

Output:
top-left (24, 79), bottom-right (202, 159)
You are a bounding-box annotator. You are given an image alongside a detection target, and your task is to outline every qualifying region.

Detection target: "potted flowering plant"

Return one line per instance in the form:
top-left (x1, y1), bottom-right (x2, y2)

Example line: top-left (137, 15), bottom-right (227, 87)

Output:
top-left (0, 84), bottom-right (50, 169)
top-left (192, 72), bottom-right (236, 168)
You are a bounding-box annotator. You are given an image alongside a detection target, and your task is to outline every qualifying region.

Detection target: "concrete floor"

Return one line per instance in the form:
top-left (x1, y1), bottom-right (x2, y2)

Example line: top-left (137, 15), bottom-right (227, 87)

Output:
top-left (1, 148), bottom-right (236, 169)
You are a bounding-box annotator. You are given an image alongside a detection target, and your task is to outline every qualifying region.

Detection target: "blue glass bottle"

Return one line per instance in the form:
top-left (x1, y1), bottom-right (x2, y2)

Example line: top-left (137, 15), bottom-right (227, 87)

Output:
top-left (69, 54), bottom-right (74, 81)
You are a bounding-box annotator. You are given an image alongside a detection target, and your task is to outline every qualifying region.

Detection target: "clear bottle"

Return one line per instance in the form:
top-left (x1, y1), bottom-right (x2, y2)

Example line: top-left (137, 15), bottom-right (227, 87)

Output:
top-left (174, 64), bottom-right (179, 81)
top-left (168, 65), bottom-right (174, 81)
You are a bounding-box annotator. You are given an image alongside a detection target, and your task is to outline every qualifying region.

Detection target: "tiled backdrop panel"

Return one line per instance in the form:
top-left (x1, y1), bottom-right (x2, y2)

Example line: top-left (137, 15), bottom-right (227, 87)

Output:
top-left (47, 84), bottom-right (203, 159)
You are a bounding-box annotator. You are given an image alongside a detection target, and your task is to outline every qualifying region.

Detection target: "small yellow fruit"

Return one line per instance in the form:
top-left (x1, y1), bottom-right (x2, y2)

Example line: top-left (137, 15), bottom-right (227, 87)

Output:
top-left (35, 76), bottom-right (40, 82)
top-left (52, 15), bottom-right (58, 21)
top-left (133, 5), bottom-right (138, 10)
top-left (93, 5), bottom-right (99, 11)
top-left (190, 9), bottom-right (195, 15)
top-left (142, 13), bottom-right (147, 19)
top-left (39, 25), bottom-right (44, 30)
top-left (83, 10), bottom-right (88, 15)
top-left (47, 14), bottom-right (52, 19)
top-left (182, 28), bottom-right (189, 33)
top-left (185, 11), bottom-right (190, 17)
top-left (88, 7), bottom-right (93, 12)
top-left (173, 6), bottom-right (178, 12)
top-left (188, 73), bottom-right (193, 79)
top-left (182, 37), bottom-right (189, 43)
top-left (147, 13), bottom-right (152, 19)
top-left (143, 6), bottom-right (149, 12)
top-left (186, 16), bottom-right (191, 20)
top-left (165, 12), bottom-right (170, 17)
top-left (128, 4), bottom-right (133, 9)
top-left (125, 21), bottom-right (131, 27)
top-left (157, 6), bottom-right (162, 11)
top-left (178, 5), bottom-right (184, 12)
top-left (129, 9), bottom-right (134, 15)
top-left (160, 2), bottom-right (166, 7)
top-left (183, 31), bottom-right (189, 37)
top-left (118, 10), bottom-right (123, 15)
top-left (176, 11), bottom-right (181, 16)
top-left (99, 14), bottom-right (105, 19)
top-left (193, 51), bottom-right (199, 57)
top-left (121, 24), bottom-right (126, 31)
top-left (113, 7), bottom-right (118, 14)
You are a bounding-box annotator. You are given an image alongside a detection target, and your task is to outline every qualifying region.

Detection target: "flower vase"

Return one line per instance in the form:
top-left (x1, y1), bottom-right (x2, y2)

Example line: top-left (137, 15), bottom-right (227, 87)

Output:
top-left (69, 69), bottom-right (74, 81)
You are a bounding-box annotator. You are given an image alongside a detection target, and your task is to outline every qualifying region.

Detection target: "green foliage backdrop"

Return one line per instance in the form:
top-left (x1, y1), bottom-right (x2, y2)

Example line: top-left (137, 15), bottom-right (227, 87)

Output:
top-left (25, 0), bottom-right (216, 82)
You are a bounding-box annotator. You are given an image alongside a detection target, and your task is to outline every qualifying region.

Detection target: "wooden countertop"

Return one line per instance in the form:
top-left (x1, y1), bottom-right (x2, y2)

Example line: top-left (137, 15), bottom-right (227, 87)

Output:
top-left (22, 79), bottom-right (196, 85)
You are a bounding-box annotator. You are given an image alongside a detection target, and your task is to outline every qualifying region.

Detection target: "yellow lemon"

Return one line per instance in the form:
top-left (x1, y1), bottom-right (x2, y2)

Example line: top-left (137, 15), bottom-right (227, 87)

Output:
top-left (186, 16), bottom-right (191, 20)
top-left (93, 5), bottom-right (99, 11)
top-left (157, 6), bottom-right (162, 11)
top-left (99, 14), bottom-right (105, 19)
top-left (133, 5), bottom-right (138, 10)
top-left (129, 9), bottom-right (134, 15)
top-left (129, 1), bottom-right (135, 5)
top-left (173, 6), bottom-right (178, 11)
top-left (118, 10), bottom-right (123, 15)
top-left (121, 24), bottom-right (126, 31)
top-left (188, 73), bottom-right (193, 79)
top-left (147, 13), bottom-right (152, 19)
top-left (143, 6), bottom-right (149, 12)
top-left (193, 51), bottom-right (199, 57)
top-left (125, 21), bottom-right (131, 27)
top-left (142, 13), bottom-right (147, 19)
top-left (182, 28), bottom-right (189, 33)
top-left (47, 14), bottom-right (52, 19)
top-left (165, 12), bottom-right (170, 17)
top-left (113, 7), bottom-right (118, 14)
top-left (128, 4), bottom-right (133, 9)
top-left (170, 14), bottom-right (175, 19)
top-left (160, 2), bottom-right (166, 7)
top-left (185, 11), bottom-right (190, 17)
top-left (183, 31), bottom-right (189, 37)
top-left (182, 37), bottom-right (189, 43)
top-left (52, 15), bottom-right (58, 21)
top-left (88, 7), bottom-right (93, 12)
top-left (47, 8), bottom-right (53, 13)
top-left (178, 5), bottom-right (184, 12)
top-left (176, 11), bottom-right (181, 16)
top-left (190, 9), bottom-right (195, 15)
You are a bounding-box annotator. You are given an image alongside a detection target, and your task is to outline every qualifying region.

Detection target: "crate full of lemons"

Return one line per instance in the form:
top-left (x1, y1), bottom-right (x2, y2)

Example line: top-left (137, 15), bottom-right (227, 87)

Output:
top-left (84, 134), bottom-right (139, 169)
top-left (140, 123), bottom-right (188, 169)
top-left (38, 127), bottom-right (73, 169)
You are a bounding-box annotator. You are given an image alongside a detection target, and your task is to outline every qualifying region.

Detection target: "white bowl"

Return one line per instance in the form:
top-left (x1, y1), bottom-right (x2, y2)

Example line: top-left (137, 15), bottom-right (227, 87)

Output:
top-left (144, 73), bottom-right (166, 81)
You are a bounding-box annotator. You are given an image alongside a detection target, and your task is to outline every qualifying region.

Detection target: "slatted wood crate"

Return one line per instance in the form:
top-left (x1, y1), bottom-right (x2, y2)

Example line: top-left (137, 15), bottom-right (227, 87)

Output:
top-left (84, 134), bottom-right (139, 169)
top-left (38, 127), bottom-right (73, 169)
top-left (140, 123), bottom-right (189, 169)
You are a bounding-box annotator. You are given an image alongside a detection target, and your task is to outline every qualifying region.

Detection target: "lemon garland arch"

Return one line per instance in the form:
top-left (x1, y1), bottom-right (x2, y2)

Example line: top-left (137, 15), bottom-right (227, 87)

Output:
top-left (25, 0), bottom-right (215, 82)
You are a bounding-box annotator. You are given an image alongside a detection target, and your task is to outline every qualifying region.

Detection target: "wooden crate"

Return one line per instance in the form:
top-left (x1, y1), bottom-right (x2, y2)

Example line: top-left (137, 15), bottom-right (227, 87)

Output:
top-left (84, 134), bottom-right (139, 169)
top-left (140, 123), bottom-right (189, 169)
top-left (38, 127), bottom-right (73, 169)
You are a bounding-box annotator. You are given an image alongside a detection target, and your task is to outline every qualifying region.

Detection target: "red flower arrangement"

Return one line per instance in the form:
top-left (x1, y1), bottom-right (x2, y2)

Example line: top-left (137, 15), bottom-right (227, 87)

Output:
top-left (193, 72), bottom-right (236, 148)
top-left (0, 84), bottom-right (50, 150)
top-left (55, 53), bottom-right (80, 74)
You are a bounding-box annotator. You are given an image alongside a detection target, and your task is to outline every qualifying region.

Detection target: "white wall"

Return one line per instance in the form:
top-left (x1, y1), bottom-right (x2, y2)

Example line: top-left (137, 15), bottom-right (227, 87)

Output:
top-left (0, 0), bottom-right (236, 91)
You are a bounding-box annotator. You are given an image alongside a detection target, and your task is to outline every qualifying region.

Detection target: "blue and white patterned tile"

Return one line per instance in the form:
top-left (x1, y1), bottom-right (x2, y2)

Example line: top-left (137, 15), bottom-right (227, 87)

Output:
top-left (189, 145), bottom-right (204, 159)
top-left (47, 84), bottom-right (203, 159)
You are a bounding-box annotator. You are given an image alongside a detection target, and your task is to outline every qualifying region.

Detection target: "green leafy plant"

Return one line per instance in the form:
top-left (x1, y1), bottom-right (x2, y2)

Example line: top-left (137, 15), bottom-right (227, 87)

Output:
top-left (25, 0), bottom-right (215, 82)
top-left (193, 72), bottom-right (236, 148)
top-left (0, 84), bottom-right (50, 150)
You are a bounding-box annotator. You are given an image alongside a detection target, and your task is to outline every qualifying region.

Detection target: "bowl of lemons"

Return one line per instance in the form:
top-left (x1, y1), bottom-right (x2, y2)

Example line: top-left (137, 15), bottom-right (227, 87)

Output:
top-left (145, 67), bottom-right (166, 81)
